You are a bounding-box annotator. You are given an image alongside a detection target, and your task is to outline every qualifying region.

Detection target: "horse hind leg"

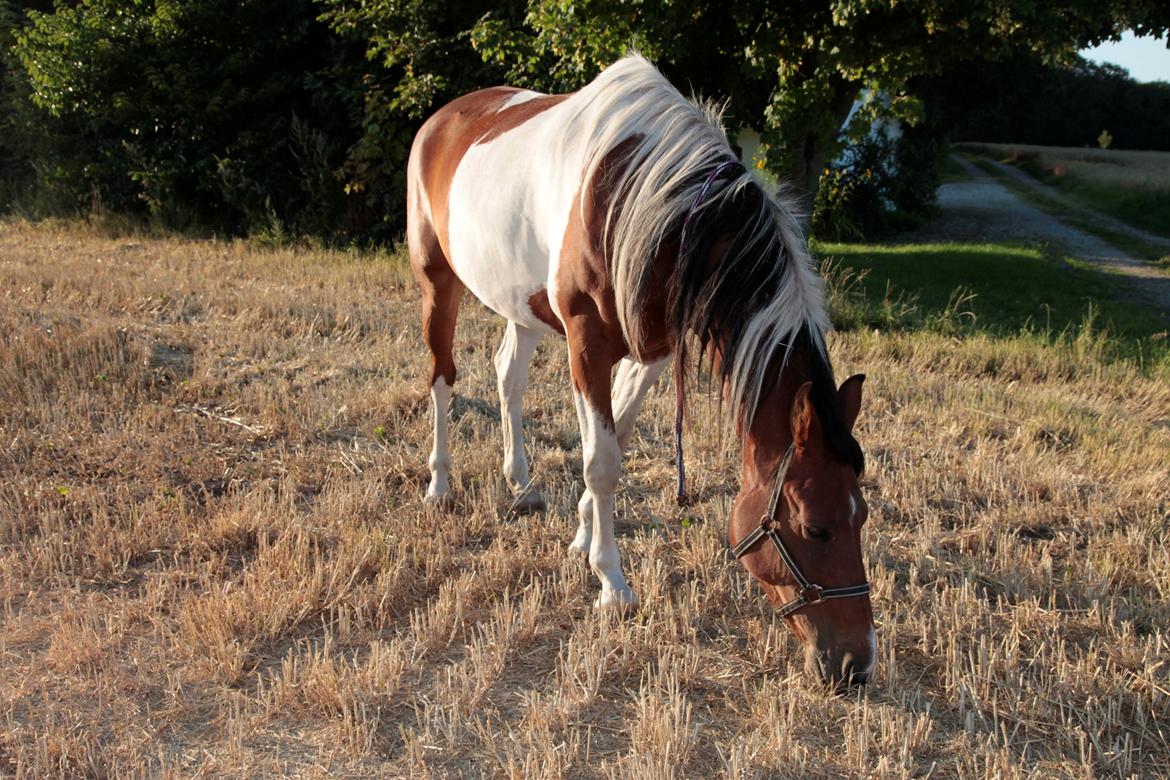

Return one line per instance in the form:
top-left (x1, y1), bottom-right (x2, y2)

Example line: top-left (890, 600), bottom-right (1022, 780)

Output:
top-left (572, 356), bottom-right (667, 555)
top-left (494, 321), bottom-right (544, 513)
top-left (412, 232), bottom-right (463, 505)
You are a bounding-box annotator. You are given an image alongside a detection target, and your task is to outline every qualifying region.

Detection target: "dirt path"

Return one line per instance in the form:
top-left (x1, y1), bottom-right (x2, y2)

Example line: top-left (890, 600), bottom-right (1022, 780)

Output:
top-left (910, 155), bottom-right (1170, 316)
top-left (976, 157), bottom-right (1170, 253)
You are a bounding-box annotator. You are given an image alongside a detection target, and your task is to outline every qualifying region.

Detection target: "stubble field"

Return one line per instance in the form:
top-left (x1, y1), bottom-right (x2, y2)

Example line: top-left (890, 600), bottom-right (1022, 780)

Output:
top-left (1, 219), bottom-right (1169, 778)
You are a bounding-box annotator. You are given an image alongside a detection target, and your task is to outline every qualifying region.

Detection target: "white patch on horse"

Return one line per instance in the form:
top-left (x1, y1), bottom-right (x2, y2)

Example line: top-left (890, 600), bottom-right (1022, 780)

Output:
top-left (495, 321), bottom-right (542, 491)
top-left (573, 390), bottom-right (637, 609)
top-left (574, 356), bottom-right (668, 555)
top-left (848, 493), bottom-right (858, 527)
top-left (426, 377), bottom-right (453, 501)
top-left (499, 90), bottom-right (542, 110)
top-left (446, 97), bottom-right (574, 333)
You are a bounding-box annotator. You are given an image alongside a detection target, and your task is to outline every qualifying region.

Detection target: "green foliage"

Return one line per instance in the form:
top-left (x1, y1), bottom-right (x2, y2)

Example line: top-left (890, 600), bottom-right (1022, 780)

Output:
top-left (945, 57), bottom-right (1170, 152)
top-left (812, 123), bottom-right (943, 241)
top-left (8, 0), bottom-right (367, 236)
top-left (3, 0), bottom-right (1168, 240)
top-left (473, 1), bottom-right (1170, 201)
top-left (317, 1), bottom-right (518, 236)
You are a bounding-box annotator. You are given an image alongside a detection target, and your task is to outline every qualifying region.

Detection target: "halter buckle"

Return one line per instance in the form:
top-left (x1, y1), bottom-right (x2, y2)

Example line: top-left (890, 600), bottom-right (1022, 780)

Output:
top-left (800, 584), bottom-right (824, 606)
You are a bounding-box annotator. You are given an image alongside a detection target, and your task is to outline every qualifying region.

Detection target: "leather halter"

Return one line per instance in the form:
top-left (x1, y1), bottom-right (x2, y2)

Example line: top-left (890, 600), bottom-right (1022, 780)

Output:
top-left (730, 442), bottom-right (871, 619)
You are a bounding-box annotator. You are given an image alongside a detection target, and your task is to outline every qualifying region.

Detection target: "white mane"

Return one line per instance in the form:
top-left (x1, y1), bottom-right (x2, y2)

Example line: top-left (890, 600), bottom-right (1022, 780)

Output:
top-left (567, 54), bottom-right (831, 425)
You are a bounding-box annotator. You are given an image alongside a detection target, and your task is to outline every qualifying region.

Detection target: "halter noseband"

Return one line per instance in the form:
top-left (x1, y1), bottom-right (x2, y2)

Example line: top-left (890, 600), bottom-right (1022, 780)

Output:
top-left (729, 442), bottom-right (871, 619)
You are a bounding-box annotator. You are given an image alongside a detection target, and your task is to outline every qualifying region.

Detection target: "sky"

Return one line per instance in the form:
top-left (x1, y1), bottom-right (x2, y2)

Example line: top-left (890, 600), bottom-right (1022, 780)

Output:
top-left (1081, 31), bottom-right (1170, 83)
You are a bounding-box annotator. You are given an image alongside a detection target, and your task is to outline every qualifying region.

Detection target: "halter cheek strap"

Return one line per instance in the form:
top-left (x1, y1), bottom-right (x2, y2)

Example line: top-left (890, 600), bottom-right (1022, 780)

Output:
top-left (730, 442), bottom-right (871, 619)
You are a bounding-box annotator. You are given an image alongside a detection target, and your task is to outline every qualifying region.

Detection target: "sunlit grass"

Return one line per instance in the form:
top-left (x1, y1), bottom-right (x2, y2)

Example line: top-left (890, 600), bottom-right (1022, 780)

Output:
top-left (2, 219), bottom-right (1168, 777)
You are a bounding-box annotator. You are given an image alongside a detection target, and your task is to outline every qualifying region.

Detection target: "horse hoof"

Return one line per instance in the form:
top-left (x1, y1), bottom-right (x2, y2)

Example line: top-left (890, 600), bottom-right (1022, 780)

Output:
top-left (507, 486), bottom-right (546, 516)
top-left (424, 491), bottom-right (455, 510)
top-left (569, 526), bottom-right (591, 556)
top-left (594, 588), bottom-right (639, 614)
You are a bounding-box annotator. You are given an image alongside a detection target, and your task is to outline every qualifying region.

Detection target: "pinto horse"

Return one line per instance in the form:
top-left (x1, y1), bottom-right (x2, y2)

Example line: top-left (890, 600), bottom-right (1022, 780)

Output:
top-left (407, 56), bottom-right (874, 687)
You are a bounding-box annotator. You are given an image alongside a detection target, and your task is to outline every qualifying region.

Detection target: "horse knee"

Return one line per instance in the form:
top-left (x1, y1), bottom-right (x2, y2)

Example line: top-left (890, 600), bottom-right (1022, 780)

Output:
top-left (582, 446), bottom-right (620, 495)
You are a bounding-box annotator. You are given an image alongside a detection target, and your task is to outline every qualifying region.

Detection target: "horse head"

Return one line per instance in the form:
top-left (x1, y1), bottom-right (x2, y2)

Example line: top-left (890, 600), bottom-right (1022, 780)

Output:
top-left (730, 366), bottom-right (874, 691)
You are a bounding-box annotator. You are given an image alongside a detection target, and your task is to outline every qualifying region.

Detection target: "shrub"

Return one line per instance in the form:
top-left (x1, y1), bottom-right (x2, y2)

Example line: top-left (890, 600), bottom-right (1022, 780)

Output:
top-left (9, 0), bottom-right (366, 238)
top-left (812, 124), bottom-right (943, 242)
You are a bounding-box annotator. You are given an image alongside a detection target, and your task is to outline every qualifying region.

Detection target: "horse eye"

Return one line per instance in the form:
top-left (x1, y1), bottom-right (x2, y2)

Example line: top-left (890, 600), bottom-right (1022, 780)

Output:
top-left (805, 525), bottom-right (833, 542)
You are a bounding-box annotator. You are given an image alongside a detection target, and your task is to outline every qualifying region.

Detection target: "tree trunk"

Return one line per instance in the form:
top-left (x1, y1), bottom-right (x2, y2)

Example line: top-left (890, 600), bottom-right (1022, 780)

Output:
top-left (784, 81), bottom-right (862, 211)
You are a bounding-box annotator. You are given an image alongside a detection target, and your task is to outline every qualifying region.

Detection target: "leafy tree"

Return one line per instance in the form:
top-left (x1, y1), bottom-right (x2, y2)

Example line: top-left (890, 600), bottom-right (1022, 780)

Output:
top-left (470, 1), bottom-right (1170, 201)
top-left (317, 0), bottom-right (522, 231)
top-left (939, 56), bottom-right (1170, 151)
top-left (11, 0), bottom-right (366, 235)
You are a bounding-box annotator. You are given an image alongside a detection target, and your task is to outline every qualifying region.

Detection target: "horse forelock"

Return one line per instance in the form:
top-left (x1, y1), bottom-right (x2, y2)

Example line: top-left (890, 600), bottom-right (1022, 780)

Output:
top-left (575, 55), bottom-right (830, 434)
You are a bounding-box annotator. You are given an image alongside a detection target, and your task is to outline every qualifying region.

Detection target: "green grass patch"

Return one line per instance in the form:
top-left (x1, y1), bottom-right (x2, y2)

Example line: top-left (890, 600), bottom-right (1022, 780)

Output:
top-left (816, 240), bottom-right (1170, 371)
top-left (1030, 171), bottom-right (1170, 243)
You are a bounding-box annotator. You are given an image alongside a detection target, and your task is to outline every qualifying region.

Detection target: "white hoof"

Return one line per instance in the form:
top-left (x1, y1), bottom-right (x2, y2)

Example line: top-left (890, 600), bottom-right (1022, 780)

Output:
top-left (594, 586), bottom-right (639, 614)
top-left (569, 525), bottom-right (591, 556)
top-left (424, 488), bottom-right (454, 509)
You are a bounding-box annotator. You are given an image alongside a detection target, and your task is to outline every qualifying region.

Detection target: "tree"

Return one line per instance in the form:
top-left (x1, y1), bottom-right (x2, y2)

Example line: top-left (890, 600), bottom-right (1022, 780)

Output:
top-left (11, 0), bottom-right (366, 235)
top-left (469, 1), bottom-right (1170, 203)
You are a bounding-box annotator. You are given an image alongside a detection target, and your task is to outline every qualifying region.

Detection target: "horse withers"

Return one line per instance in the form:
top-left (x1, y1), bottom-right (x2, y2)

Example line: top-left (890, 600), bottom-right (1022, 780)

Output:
top-left (406, 56), bottom-right (874, 689)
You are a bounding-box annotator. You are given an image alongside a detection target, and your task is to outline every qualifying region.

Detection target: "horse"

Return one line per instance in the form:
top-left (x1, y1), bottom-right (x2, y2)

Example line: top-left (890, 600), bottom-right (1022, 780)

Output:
top-left (406, 55), bottom-right (874, 688)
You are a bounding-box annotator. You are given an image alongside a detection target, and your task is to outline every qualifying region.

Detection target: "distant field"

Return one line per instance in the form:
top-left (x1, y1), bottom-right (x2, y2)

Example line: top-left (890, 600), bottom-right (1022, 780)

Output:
top-left (956, 142), bottom-right (1170, 239)
top-left (2, 220), bottom-right (1169, 777)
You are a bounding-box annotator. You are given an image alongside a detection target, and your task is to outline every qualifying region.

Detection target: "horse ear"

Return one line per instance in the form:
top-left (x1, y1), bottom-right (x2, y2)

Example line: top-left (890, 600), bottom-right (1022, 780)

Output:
top-left (790, 381), bottom-right (818, 447)
top-left (837, 374), bottom-right (865, 432)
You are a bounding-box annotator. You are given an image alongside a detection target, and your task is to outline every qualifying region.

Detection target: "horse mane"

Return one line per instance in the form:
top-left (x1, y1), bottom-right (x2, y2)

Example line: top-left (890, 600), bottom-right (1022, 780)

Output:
top-left (572, 55), bottom-right (855, 463)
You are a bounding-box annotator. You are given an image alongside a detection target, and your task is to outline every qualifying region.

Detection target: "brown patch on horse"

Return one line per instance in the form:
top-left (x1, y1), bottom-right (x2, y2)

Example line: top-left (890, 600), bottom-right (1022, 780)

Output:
top-left (527, 290), bottom-right (565, 335)
top-left (555, 153), bottom-right (630, 408)
top-left (476, 94), bottom-right (569, 145)
top-left (413, 88), bottom-right (567, 255)
top-left (554, 141), bottom-right (674, 402)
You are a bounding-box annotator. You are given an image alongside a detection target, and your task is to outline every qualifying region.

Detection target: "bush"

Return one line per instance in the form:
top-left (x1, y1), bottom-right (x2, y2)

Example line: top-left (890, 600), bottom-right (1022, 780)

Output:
top-left (7, 0), bottom-right (368, 238)
top-left (812, 124), bottom-right (943, 242)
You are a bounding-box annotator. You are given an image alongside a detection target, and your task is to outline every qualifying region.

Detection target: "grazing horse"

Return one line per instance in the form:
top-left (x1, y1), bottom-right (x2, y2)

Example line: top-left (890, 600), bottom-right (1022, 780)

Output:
top-left (407, 56), bottom-right (874, 687)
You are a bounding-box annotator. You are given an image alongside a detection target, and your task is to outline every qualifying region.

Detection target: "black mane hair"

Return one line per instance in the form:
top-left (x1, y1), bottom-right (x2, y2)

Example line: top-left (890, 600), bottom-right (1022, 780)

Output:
top-left (665, 160), bottom-right (864, 474)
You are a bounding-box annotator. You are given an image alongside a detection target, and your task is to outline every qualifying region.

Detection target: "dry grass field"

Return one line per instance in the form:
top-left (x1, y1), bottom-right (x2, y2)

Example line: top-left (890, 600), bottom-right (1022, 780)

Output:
top-left (955, 143), bottom-right (1170, 191)
top-left (2, 219), bottom-right (1169, 778)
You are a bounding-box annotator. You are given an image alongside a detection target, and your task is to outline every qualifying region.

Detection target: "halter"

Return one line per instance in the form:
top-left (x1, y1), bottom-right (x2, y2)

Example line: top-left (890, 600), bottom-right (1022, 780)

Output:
top-left (729, 442), bottom-right (871, 619)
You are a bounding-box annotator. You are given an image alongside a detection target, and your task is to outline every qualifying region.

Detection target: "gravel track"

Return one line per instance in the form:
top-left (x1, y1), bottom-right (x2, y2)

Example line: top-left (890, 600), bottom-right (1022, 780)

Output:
top-left (908, 155), bottom-right (1170, 316)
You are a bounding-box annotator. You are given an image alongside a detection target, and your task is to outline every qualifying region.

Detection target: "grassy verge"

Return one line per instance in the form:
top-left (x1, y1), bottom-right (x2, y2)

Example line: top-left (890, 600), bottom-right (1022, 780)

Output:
top-left (815, 240), bottom-right (1170, 373)
top-left (964, 157), bottom-right (1170, 269)
top-left (939, 153), bottom-right (969, 183)
top-left (1053, 177), bottom-right (1170, 240)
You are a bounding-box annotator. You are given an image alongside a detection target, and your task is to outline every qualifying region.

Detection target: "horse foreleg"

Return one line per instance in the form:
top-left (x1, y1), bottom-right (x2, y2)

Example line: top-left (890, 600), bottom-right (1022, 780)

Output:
top-left (613, 356), bottom-right (668, 449)
top-left (495, 321), bottom-right (544, 511)
top-left (565, 333), bottom-right (638, 611)
top-left (572, 356), bottom-right (668, 555)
